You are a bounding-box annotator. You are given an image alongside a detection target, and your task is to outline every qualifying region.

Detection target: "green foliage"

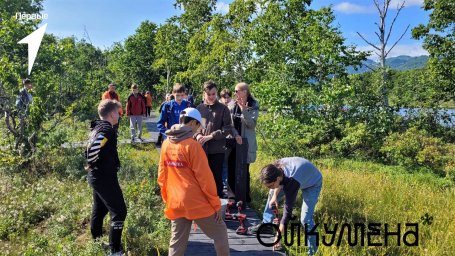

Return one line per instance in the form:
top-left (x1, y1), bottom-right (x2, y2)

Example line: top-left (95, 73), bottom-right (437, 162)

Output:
top-left (381, 127), bottom-right (453, 177)
top-left (412, 0), bottom-right (455, 103)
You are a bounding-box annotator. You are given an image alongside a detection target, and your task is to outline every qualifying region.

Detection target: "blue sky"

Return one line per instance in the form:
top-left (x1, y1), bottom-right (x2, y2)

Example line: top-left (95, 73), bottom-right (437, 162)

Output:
top-left (41, 0), bottom-right (429, 58)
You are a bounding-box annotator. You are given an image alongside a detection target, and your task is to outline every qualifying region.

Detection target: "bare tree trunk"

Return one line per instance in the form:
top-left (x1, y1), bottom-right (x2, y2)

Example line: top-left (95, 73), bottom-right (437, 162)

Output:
top-left (357, 0), bottom-right (410, 108)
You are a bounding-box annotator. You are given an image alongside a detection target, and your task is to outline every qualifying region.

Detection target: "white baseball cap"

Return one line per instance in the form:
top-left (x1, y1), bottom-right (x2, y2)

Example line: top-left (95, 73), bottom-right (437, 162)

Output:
top-left (180, 108), bottom-right (205, 128)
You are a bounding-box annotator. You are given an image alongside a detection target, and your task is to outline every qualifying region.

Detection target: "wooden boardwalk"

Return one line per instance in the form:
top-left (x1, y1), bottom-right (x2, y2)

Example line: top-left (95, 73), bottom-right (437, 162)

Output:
top-left (145, 116), bottom-right (286, 255)
top-left (186, 207), bottom-right (286, 256)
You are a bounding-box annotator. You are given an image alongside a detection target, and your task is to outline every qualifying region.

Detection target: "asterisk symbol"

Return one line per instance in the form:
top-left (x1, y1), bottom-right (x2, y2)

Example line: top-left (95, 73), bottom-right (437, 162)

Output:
top-left (421, 213), bottom-right (433, 225)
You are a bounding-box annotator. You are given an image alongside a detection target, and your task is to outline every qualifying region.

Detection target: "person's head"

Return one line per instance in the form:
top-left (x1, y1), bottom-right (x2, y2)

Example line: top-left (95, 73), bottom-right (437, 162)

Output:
top-left (260, 164), bottom-right (284, 189)
top-left (131, 84), bottom-right (138, 94)
top-left (179, 108), bottom-right (204, 133)
top-left (146, 91), bottom-right (151, 95)
top-left (202, 80), bottom-right (218, 105)
top-left (98, 99), bottom-right (120, 125)
top-left (165, 93), bottom-right (171, 101)
top-left (235, 82), bottom-right (252, 101)
top-left (172, 83), bottom-right (186, 103)
top-left (219, 88), bottom-right (232, 105)
top-left (108, 83), bottom-right (116, 92)
top-left (183, 88), bottom-right (189, 100)
top-left (23, 78), bottom-right (32, 90)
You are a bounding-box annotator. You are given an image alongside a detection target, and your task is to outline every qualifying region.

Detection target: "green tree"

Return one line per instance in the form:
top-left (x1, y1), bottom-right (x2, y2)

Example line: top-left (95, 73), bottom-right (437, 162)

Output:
top-left (412, 0), bottom-right (455, 103)
top-left (107, 21), bottom-right (159, 93)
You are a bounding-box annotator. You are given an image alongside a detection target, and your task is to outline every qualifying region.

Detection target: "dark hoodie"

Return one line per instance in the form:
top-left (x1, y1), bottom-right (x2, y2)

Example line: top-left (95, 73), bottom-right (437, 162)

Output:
top-left (85, 120), bottom-right (120, 174)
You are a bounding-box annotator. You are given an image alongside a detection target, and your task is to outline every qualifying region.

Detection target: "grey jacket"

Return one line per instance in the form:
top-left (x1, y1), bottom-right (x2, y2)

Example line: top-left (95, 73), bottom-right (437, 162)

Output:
top-left (231, 99), bottom-right (259, 163)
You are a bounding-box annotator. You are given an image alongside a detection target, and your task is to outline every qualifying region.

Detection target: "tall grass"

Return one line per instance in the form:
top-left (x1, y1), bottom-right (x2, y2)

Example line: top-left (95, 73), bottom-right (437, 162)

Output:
top-left (2, 131), bottom-right (455, 255)
top-left (0, 143), bottom-right (168, 255)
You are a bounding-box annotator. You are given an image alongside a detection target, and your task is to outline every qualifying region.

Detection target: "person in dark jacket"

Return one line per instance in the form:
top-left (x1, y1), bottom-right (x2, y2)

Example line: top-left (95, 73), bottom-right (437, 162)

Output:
top-left (15, 78), bottom-right (33, 113)
top-left (85, 99), bottom-right (127, 255)
top-left (195, 81), bottom-right (239, 197)
top-left (126, 83), bottom-right (146, 142)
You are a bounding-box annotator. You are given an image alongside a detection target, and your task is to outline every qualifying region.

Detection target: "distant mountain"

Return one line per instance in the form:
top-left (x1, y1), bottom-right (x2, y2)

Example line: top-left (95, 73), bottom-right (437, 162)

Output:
top-left (347, 55), bottom-right (429, 74)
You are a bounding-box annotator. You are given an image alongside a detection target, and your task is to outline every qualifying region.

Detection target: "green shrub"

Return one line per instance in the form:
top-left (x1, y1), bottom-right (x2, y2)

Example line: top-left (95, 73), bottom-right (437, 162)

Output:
top-left (333, 122), bottom-right (380, 157)
top-left (381, 127), bottom-right (452, 176)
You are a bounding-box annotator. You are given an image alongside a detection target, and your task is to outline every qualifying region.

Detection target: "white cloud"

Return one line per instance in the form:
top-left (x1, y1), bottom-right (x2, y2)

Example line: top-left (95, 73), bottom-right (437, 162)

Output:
top-left (333, 2), bottom-right (374, 14)
top-left (215, 2), bottom-right (230, 14)
top-left (356, 44), bottom-right (428, 58)
top-left (390, 0), bottom-right (423, 8)
top-left (334, 0), bottom-right (423, 14)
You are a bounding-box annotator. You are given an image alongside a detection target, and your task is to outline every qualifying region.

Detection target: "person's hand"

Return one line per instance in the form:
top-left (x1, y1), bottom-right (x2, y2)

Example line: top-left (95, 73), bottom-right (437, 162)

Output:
top-left (197, 135), bottom-right (213, 145)
top-left (237, 97), bottom-right (247, 111)
top-left (269, 197), bottom-right (277, 209)
top-left (273, 223), bottom-right (284, 251)
top-left (273, 241), bottom-right (282, 251)
top-left (214, 211), bottom-right (222, 223)
top-left (235, 135), bottom-right (242, 144)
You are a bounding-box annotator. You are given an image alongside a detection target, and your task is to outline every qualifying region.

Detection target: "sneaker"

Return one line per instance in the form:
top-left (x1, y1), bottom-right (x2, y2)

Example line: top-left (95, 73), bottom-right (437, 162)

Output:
top-left (248, 223), bottom-right (275, 235)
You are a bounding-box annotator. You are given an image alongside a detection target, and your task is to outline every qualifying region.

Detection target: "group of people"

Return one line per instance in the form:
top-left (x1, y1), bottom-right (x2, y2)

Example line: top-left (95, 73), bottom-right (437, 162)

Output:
top-left (101, 83), bottom-right (153, 142)
top-left (85, 81), bottom-right (323, 256)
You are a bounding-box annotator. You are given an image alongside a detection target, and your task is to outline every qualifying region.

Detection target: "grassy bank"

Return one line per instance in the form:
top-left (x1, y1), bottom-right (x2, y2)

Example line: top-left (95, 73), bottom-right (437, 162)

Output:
top-left (2, 138), bottom-right (455, 255)
top-left (1, 143), bottom-right (168, 256)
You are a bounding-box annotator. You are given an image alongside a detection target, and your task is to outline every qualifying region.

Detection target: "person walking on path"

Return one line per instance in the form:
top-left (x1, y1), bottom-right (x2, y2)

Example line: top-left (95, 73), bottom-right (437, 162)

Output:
top-left (195, 81), bottom-right (239, 197)
top-left (85, 99), bottom-right (127, 255)
top-left (145, 91), bottom-right (153, 117)
top-left (126, 84), bottom-right (146, 142)
top-left (158, 108), bottom-right (229, 256)
top-left (219, 88), bottom-right (236, 192)
top-left (157, 83), bottom-right (191, 141)
top-left (102, 83), bottom-right (123, 117)
top-left (227, 82), bottom-right (259, 203)
top-left (249, 157), bottom-right (323, 255)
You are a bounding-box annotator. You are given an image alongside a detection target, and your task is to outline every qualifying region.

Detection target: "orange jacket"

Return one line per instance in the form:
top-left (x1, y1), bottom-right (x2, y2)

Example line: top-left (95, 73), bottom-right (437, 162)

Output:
top-left (145, 93), bottom-right (152, 107)
top-left (158, 127), bottom-right (220, 220)
top-left (102, 91), bottom-right (123, 116)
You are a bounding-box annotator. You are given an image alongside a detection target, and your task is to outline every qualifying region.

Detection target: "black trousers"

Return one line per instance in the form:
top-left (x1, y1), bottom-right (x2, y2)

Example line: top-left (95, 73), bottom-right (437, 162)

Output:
top-left (88, 172), bottom-right (127, 253)
top-left (146, 106), bottom-right (151, 117)
top-left (227, 147), bottom-right (251, 202)
top-left (207, 153), bottom-right (225, 197)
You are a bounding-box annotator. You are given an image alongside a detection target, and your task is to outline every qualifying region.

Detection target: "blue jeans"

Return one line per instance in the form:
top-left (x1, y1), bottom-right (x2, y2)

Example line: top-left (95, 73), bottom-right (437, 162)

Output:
top-left (262, 183), bottom-right (322, 256)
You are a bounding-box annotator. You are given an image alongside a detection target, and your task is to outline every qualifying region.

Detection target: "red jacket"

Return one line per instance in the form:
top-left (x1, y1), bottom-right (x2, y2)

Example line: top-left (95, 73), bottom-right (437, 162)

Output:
top-left (126, 93), bottom-right (146, 116)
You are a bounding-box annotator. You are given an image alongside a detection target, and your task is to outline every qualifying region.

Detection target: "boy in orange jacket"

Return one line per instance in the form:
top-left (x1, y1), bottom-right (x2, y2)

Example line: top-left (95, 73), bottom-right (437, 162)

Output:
top-left (158, 108), bottom-right (229, 256)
